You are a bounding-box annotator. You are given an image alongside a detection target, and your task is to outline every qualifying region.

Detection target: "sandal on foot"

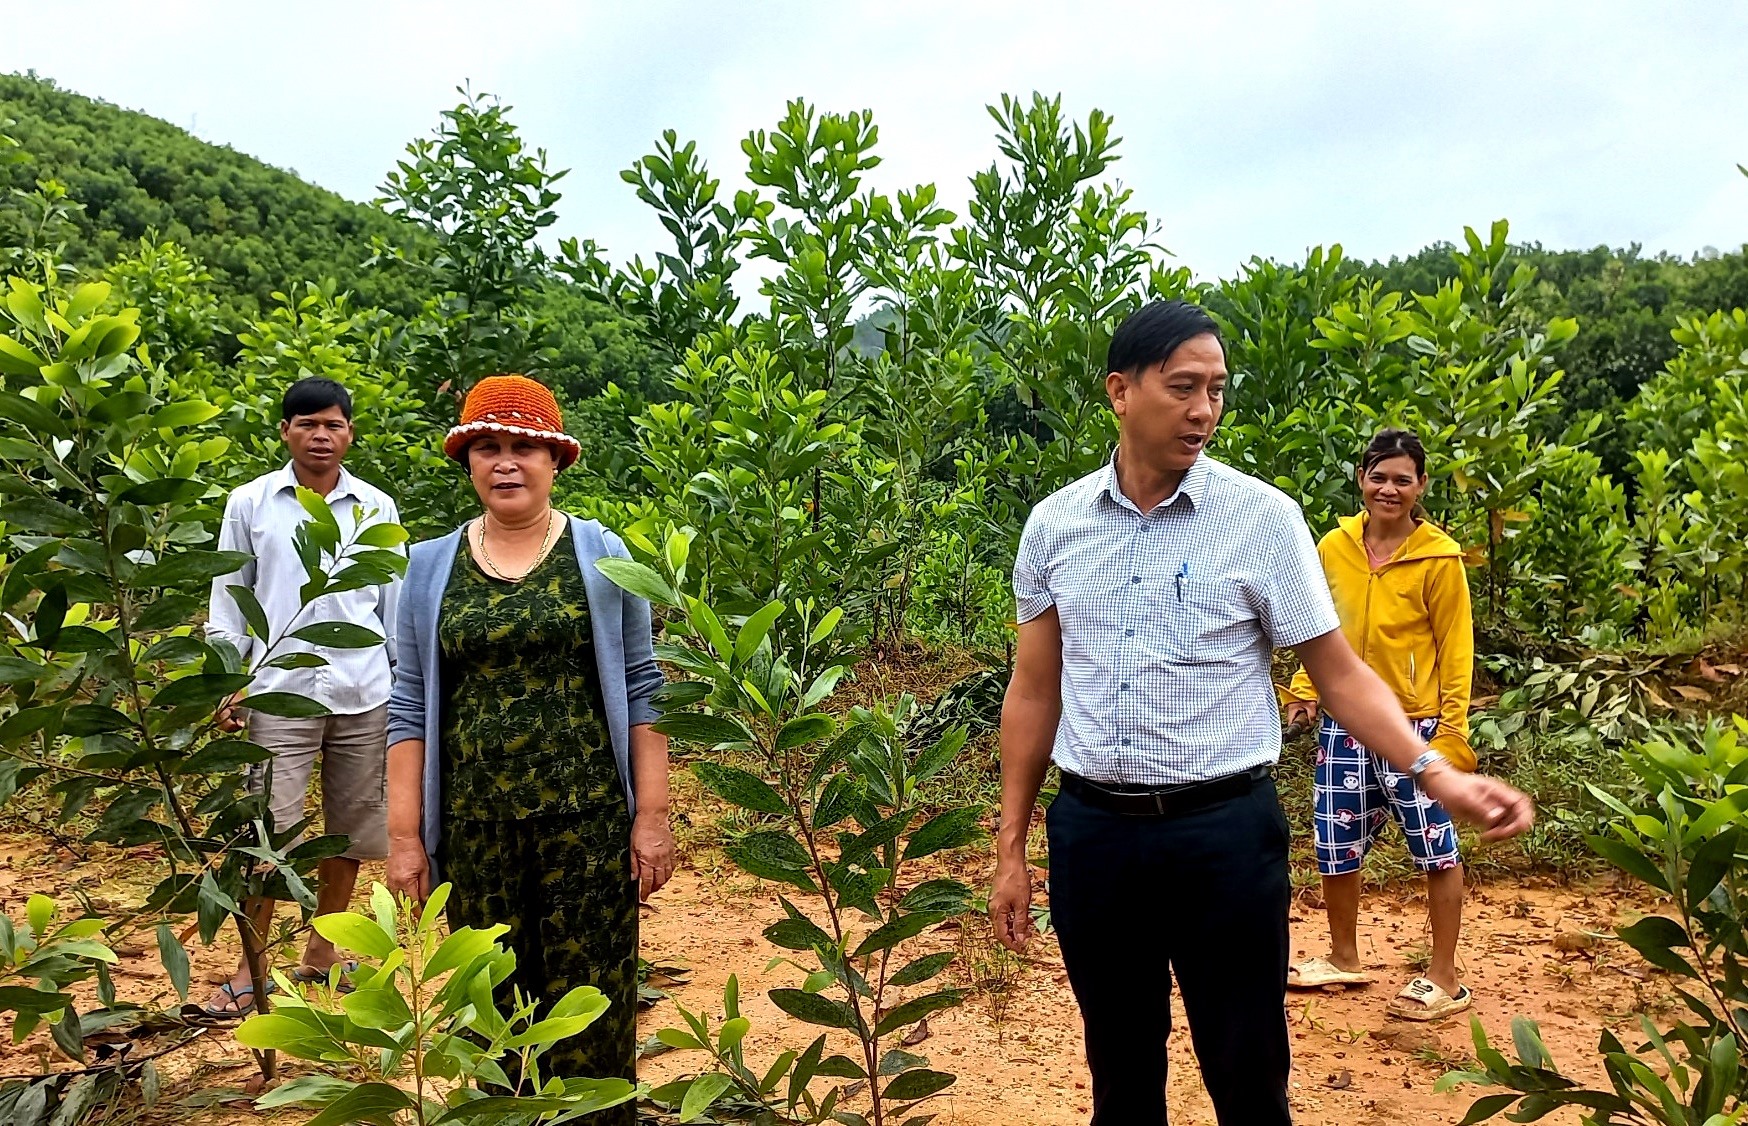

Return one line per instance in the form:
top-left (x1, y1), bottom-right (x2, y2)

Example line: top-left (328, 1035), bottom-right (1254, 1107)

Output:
top-left (1288, 956), bottom-right (1372, 990)
top-left (1388, 976), bottom-right (1472, 1021)
top-left (191, 978), bottom-right (277, 1021)
top-left (290, 960), bottom-right (360, 993)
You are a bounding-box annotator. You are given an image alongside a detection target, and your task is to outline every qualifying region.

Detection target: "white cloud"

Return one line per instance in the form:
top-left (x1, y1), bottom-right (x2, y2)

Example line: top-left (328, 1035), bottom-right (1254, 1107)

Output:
top-left (4, 0), bottom-right (1744, 282)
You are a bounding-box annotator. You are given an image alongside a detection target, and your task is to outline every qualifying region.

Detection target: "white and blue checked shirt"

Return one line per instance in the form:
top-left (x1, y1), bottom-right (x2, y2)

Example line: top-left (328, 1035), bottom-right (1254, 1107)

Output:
top-left (1014, 454), bottom-right (1340, 785)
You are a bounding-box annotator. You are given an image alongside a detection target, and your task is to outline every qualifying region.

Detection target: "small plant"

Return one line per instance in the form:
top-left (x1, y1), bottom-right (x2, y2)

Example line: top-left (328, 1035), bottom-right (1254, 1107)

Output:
top-left (1439, 717), bottom-right (1748, 1124)
top-left (0, 894), bottom-right (121, 1121)
top-left (599, 527), bottom-right (981, 1126)
top-left (237, 882), bottom-right (640, 1125)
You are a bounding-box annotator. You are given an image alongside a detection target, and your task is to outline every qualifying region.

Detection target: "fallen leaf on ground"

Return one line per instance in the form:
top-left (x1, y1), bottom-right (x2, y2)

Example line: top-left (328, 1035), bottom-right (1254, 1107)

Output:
top-left (902, 1017), bottom-right (931, 1046)
top-left (1327, 1069), bottom-right (1352, 1089)
top-left (1670, 684), bottom-right (1713, 701)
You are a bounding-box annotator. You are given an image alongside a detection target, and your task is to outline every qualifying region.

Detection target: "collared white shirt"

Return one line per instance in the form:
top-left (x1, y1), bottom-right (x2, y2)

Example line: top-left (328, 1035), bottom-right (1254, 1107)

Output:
top-left (1014, 454), bottom-right (1340, 785)
top-left (207, 463), bottom-right (402, 715)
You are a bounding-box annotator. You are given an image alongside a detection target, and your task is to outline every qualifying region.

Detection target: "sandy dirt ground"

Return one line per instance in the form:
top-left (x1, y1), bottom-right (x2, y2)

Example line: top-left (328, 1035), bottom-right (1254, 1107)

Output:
top-left (0, 827), bottom-right (1667, 1126)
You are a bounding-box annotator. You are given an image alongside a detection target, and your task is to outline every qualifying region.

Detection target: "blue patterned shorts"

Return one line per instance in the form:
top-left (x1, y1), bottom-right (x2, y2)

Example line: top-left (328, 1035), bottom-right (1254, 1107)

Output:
top-left (1313, 715), bottom-right (1461, 875)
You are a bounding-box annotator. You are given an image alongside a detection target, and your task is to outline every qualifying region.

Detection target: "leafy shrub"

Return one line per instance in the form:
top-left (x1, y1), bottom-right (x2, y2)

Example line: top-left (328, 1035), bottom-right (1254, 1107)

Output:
top-left (238, 882), bottom-right (639, 1125)
top-left (1441, 717), bottom-right (1748, 1123)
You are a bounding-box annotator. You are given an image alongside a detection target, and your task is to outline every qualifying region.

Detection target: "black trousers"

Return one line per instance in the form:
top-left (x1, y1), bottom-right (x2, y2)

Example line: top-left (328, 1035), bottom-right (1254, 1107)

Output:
top-left (1047, 775), bottom-right (1293, 1125)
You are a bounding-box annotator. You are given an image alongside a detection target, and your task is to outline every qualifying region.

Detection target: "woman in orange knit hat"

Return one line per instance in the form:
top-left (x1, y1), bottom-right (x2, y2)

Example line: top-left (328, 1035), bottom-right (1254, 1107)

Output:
top-left (383, 374), bottom-right (671, 1110)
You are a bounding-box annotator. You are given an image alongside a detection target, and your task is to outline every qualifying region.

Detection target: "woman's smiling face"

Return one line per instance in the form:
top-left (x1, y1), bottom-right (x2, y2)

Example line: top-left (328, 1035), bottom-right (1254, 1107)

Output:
top-left (1359, 453), bottom-right (1426, 522)
top-left (466, 433), bottom-right (559, 521)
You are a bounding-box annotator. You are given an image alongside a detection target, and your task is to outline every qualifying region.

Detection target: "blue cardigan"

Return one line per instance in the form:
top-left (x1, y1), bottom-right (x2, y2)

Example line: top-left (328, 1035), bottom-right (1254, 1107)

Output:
top-left (386, 516), bottom-right (664, 866)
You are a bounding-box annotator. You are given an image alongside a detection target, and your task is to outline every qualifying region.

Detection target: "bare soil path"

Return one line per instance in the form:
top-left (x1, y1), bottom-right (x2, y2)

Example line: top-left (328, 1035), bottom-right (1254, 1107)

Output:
top-left (0, 832), bottom-right (1662, 1126)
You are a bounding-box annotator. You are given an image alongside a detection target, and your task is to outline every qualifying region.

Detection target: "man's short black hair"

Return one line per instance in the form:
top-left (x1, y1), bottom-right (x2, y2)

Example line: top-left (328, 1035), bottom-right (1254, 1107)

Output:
top-left (281, 378), bottom-right (353, 423)
top-left (1107, 299), bottom-right (1223, 377)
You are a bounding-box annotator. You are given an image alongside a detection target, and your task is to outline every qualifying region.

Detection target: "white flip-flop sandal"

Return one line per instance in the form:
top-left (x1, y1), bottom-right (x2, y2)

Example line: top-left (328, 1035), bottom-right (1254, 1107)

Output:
top-left (1388, 975), bottom-right (1472, 1021)
top-left (1288, 956), bottom-right (1373, 990)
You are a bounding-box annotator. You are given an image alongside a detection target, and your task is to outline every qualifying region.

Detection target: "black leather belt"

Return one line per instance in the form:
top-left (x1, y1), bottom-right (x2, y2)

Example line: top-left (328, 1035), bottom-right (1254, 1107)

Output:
top-left (1061, 765), bottom-right (1270, 818)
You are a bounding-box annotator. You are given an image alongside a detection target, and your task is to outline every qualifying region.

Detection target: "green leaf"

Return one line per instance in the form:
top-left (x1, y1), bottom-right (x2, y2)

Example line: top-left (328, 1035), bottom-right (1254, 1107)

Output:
top-left (129, 550), bottom-right (252, 589)
top-left (902, 807), bottom-right (983, 862)
top-left (156, 924), bottom-right (190, 1001)
top-left (354, 523), bottom-right (408, 549)
top-left (254, 1075), bottom-right (358, 1110)
top-left (149, 401), bottom-right (221, 431)
top-left (423, 924), bottom-right (503, 980)
top-left (311, 912), bottom-right (396, 960)
top-left (61, 704), bottom-right (131, 736)
top-left (853, 911), bottom-right (945, 958)
top-left (289, 622), bottom-right (385, 648)
top-left (1583, 834), bottom-right (1669, 893)
top-left (809, 606), bottom-right (844, 646)
top-left (594, 556), bottom-right (678, 607)
top-left (874, 990), bottom-right (964, 1036)
top-left (0, 390), bottom-right (68, 437)
top-left (654, 711), bottom-right (753, 747)
top-left (888, 951), bottom-right (955, 987)
top-left (27, 893), bottom-right (53, 935)
top-left (115, 478), bottom-right (205, 506)
top-left (680, 1072), bottom-right (734, 1121)
top-left (152, 673), bottom-right (251, 711)
top-left (224, 585), bottom-right (270, 642)
top-left (718, 1016), bottom-right (750, 1051)
top-left (1684, 828), bottom-right (1738, 916)
top-left (814, 1054), bottom-right (866, 1078)
top-left (764, 916), bottom-right (832, 952)
top-left (724, 831), bottom-right (816, 891)
top-left (178, 738), bottom-right (270, 775)
top-left (768, 987), bottom-right (859, 1030)
top-left (0, 984), bottom-right (73, 1014)
top-left (899, 879), bottom-right (974, 914)
top-left (882, 1069), bottom-right (955, 1102)
top-left (1616, 916), bottom-right (1698, 979)
top-left (304, 1082), bottom-right (416, 1126)
top-left (0, 498), bottom-right (87, 535)
top-left (0, 655), bottom-right (45, 684)
top-left (1509, 1017), bottom-right (1552, 1070)
top-left (1455, 1093), bottom-right (1520, 1125)
top-left (242, 692), bottom-right (332, 719)
top-left (734, 600), bottom-right (785, 665)
top-left (341, 986), bottom-right (415, 1029)
top-left (777, 713), bottom-right (835, 750)
top-left (655, 1027), bottom-right (705, 1050)
top-left (263, 653), bottom-right (328, 670)
top-left (692, 761), bottom-right (788, 815)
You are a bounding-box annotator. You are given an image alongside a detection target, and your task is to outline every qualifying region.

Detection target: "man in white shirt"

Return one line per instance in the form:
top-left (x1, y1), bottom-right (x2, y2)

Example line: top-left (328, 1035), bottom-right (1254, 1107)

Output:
top-left (202, 378), bottom-right (401, 1017)
top-left (988, 300), bottom-right (1533, 1123)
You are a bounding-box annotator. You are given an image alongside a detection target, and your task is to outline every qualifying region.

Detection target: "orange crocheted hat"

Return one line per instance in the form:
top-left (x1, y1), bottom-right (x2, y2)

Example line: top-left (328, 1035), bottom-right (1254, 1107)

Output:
top-left (444, 375), bottom-right (581, 470)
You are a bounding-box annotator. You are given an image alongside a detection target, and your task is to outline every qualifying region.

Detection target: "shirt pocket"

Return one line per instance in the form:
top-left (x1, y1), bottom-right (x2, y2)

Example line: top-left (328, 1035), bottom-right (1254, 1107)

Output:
top-left (1175, 576), bottom-right (1258, 663)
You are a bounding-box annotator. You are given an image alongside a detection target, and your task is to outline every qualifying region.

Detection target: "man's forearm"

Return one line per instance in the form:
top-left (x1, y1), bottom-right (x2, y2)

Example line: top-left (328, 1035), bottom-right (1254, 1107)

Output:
top-left (1316, 659), bottom-right (1430, 773)
top-left (386, 739), bottom-right (425, 844)
top-left (997, 691), bottom-right (1059, 863)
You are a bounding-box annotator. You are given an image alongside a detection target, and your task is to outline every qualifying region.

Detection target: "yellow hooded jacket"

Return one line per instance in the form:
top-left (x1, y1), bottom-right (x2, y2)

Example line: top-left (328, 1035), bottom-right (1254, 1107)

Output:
top-left (1287, 513), bottom-right (1476, 771)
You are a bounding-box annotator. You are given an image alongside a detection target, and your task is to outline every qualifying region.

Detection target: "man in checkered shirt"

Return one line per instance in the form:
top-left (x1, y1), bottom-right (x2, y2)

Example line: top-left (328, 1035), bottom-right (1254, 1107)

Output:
top-left (988, 299), bottom-right (1533, 1125)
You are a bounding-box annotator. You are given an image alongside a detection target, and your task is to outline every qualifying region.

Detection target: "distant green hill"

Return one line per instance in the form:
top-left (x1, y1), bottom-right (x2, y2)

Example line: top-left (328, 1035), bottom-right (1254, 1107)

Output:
top-left (0, 71), bottom-right (428, 322)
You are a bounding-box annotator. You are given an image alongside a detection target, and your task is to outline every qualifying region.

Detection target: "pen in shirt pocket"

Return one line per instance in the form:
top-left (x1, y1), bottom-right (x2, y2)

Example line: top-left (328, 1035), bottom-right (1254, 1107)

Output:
top-left (1176, 561), bottom-right (1189, 602)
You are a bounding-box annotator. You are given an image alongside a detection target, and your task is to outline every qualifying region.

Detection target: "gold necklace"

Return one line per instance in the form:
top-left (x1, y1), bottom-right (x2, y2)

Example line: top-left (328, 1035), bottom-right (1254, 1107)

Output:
top-left (476, 510), bottom-right (555, 582)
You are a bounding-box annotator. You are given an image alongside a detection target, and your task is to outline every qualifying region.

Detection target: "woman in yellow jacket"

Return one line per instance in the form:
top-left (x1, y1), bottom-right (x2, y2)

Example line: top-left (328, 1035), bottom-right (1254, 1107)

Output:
top-left (1284, 428), bottom-right (1475, 1021)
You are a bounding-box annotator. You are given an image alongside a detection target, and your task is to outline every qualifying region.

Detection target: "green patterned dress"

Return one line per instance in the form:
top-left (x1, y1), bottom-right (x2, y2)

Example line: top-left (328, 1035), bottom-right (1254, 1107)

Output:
top-left (435, 524), bottom-right (637, 1110)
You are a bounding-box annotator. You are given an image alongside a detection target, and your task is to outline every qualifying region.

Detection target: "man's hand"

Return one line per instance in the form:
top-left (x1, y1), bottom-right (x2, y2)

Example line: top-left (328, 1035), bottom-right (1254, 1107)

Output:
top-left (1420, 763), bottom-right (1534, 841)
top-left (989, 857), bottom-right (1036, 953)
top-left (386, 839), bottom-right (431, 904)
top-left (1284, 699), bottom-right (1318, 729)
top-left (632, 811), bottom-right (677, 902)
top-left (216, 692), bottom-right (247, 734)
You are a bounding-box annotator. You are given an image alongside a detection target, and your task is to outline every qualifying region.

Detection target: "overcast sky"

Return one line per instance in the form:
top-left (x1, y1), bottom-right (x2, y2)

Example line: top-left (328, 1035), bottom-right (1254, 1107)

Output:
top-left (5, 1), bottom-right (1746, 282)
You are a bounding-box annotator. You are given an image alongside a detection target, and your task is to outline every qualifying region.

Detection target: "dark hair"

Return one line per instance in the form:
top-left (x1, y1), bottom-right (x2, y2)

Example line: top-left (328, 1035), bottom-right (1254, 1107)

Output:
top-left (1361, 428), bottom-right (1426, 477)
top-left (281, 378), bottom-right (353, 423)
top-left (1107, 299), bottom-right (1223, 377)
